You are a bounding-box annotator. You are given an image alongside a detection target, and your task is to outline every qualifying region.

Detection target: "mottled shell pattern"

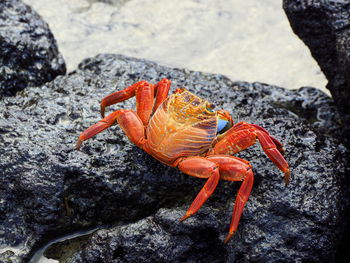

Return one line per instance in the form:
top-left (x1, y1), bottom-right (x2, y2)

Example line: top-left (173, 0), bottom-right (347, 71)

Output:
top-left (145, 89), bottom-right (219, 164)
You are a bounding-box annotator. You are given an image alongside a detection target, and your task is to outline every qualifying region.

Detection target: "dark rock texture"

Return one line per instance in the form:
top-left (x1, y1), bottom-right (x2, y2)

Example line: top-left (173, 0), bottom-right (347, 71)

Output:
top-left (0, 0), bottom-right (66, 97)
top-left (283, 0), bottom-right (350, 146)
top-left (67, 208), bottom-right (226, 263)
top-left (0, 54), bottom-right (349, 263)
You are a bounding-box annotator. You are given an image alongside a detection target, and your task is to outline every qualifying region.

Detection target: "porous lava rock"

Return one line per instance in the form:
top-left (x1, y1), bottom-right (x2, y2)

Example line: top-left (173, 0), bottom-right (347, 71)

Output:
top-left (0, 0), bottom-right (66, 96)
top-left (0, 54), bottom-right (348, 263)
top-left (283, 0), bottom-right (350, 146)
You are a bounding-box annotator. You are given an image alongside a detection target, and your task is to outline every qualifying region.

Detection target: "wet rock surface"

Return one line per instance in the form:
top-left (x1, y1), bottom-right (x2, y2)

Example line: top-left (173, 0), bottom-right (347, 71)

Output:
top-left (0, 54), bottom-right (349, 263)
top-left (283, 0), bottom-right (350, 146)
top-left (0, 0), bottom-right (66, 97)
top-left (67, 208), bottom-right (225, 263)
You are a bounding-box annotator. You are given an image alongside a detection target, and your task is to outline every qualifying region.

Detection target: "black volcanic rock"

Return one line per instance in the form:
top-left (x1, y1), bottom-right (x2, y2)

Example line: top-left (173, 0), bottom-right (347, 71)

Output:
top-left (283, 0), bottom-right (350, 146)
top-left (0, 54), bottom-right (348, 263)
top-left (0, 0), bottom-right (66, 96)
top-left (67, 208), bottom-right (226, 263)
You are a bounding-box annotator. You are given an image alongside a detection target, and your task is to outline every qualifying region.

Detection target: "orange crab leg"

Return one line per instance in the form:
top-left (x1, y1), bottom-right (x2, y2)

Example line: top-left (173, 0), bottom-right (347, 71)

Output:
top-left (153, 78), bottom-right (171, 111)
top-left (178, 155), bottom-right (255, 243)
top-left (209, 122), bottom-right (257, 155)
top-left (78, 79), bottom-right (171, 149)
top-left (250, 123), bottom-right (284, 154)
top-left (207, 155), bottom-right (254, 243)
top-left (100, 81), bottom-right (149, 118)
top-left (226, 169), bottom-right (254, 243)
top-left (255, 130), bottom-right (290, 184)
top-left (100, 79), bottom-right (172, 118)
top-left (209, 122), bottom-right (290, 184)
top-left (177, 157), bottom-right (220, 221)
top-left (76, 109), bottom-right (145, 150)
top-left (135, 82), bottom-right (155, 125)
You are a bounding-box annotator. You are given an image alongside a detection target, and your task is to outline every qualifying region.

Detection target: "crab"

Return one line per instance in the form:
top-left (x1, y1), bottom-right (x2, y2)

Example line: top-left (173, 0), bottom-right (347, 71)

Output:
top-left (76, 78), bottom-right (290, 243)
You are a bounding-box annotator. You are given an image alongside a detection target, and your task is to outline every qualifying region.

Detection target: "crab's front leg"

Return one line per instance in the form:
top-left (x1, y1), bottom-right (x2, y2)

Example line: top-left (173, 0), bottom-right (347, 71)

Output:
top-left (76, 109), bottom-right (145, 150)
top-left (100, 78), bottom-right (171, 121)
top-left (100, 81), bottom-right (145, 118)
top-left (209, 122), bottom-right (290, 184)
top-left (100, 80), bottom-right (155, 125)
top-left (77, 79), bottom-right (171, 149)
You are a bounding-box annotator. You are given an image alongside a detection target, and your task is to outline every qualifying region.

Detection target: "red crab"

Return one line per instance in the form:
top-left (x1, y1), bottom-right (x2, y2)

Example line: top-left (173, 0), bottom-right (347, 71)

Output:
top-left (76, 78), bottom-right (290, 243)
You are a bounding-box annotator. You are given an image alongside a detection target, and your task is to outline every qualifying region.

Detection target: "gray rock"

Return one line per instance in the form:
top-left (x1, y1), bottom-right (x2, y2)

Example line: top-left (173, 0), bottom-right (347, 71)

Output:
top-left (283, 0), bottom-right (350, 146)
top-left (0, 0), bottom-right (66, 96)
top-left (0, 54), bottom-right (348, 263)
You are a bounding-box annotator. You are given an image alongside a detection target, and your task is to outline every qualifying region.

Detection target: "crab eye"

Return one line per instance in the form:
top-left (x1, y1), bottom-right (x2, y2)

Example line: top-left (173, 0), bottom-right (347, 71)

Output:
top-left (217, 119), bottom-right (232, 134)
top-left (175, 87), bottom-right (186, 94)
top-left (206, 103), bottom-right (215, 112)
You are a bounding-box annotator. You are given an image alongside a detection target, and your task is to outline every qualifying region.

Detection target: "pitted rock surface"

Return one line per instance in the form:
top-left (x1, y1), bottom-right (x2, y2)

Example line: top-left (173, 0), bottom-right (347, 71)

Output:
top-left (283, 0), bottom-right (350, 146)
top-left (0, 54), bottom-right (348, 263)
top-left (0, 0), bottom-right (66, 96)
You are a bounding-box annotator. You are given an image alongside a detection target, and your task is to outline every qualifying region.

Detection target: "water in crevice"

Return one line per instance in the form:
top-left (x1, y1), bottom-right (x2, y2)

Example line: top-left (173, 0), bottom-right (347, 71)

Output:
top-left (29, 228), bottom-right (99, 263)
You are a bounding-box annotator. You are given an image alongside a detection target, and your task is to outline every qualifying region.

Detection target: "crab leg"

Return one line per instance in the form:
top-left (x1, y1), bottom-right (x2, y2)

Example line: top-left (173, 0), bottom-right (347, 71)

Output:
top-left (100, 79), bottom-right (171, 118)
top-left (135, 82), bottom-right (155, 125)
top-left (76, 109), bottom-right (145, 150)
top-left (250, 124), bottom-right (284, 155)
top-left (178, 155), bottom-right (255, 244)
top-left (209, 122), bottom-right (290, 184)
top-left (153, 78), bottom-right (171, 112)
top-left (100, 81), bottom-right (148, 118)
top-left (255, 130), bottom-right (290, 184)
top-left (207, 155), bottom-right (254, 244)
top-left (177, 157), bottom-right (220, 221)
